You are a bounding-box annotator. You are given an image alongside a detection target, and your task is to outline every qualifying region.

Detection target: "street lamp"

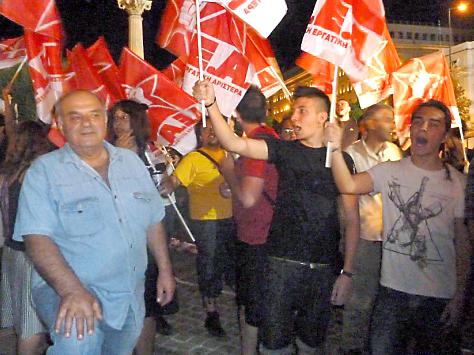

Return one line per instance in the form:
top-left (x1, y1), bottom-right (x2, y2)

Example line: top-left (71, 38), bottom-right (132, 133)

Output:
top-left (448, 2), bottom-right (469, 67)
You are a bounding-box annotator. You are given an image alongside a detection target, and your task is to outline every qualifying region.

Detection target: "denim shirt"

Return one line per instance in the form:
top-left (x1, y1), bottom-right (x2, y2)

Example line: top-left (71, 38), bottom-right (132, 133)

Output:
top-left (13, 142), bottom-right (165, 329)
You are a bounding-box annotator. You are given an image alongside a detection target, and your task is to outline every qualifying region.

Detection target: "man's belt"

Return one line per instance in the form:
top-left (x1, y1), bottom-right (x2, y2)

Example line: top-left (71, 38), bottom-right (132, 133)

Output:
top-left (270, 256), bottom-right (331, 269)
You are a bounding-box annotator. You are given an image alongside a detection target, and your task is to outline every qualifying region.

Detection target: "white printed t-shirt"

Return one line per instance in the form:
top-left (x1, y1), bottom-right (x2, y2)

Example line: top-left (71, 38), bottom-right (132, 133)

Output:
top-left (368, 157), bottom-right (465, 299)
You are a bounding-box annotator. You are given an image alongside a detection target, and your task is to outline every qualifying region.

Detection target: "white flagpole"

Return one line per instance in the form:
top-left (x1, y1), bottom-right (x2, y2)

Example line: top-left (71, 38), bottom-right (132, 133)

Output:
top-left (195, 0), bottom-right (207, 127)
top-left (7, 57), bottom-right (27, 89)
top-left (325, 65), bottom-right (339, 168)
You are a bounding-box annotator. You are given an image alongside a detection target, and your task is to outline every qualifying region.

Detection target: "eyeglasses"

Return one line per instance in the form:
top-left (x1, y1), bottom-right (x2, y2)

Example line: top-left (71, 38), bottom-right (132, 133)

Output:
top-left (283, 128), bottom-right (294, 134)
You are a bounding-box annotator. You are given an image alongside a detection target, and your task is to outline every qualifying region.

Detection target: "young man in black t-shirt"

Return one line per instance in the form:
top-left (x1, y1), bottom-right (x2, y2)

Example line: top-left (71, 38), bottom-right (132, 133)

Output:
top-left (193, 82), bottom-right (359, 355)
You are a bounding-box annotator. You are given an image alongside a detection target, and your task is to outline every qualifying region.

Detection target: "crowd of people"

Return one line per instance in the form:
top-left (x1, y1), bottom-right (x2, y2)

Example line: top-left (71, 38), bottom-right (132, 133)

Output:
top-left (0, 80), bottom-right (472, 355)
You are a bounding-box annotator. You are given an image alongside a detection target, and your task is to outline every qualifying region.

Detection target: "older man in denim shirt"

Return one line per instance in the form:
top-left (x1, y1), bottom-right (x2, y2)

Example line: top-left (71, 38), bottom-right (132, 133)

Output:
top-left (13, 90), bottom-right (175, 354)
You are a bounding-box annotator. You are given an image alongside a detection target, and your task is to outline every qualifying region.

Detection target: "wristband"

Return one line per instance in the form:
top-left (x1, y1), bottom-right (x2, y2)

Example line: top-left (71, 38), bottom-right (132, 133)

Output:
top-left (205, 97), bottom-right (217, 108)
top-left (340, 269), bottom-right (354, 278)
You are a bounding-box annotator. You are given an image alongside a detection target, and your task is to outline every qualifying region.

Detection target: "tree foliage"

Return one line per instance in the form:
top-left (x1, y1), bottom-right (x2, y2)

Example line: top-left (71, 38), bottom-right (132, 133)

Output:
top-left (451, 66), bottom-right (472, 130)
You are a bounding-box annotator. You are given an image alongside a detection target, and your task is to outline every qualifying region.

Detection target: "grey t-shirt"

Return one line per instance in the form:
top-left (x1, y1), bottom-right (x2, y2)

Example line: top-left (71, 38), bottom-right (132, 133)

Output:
top-left (368, 157), bottom-right (465, 299)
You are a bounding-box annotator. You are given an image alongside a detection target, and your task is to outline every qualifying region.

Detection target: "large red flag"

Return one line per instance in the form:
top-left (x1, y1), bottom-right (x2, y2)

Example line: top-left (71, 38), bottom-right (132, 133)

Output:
top-left (86, 37), bottom-right (126, 102)
top-left (301, 0), bottom-right (386, 81)
top-left (0, 0), bottom-right (62, 40)
top-left (213, 0), bottom-right (287, 38)
top-left (67, 44), bottom-right (117, 109)
top-left (24, 30), bottom-right (63, 123)
top-left (296, 53), bottom-right (335, 94)
top-left (119, 48), bottom-right (201, 151)
top-left (391, 51), bottom-right (460, 137)
top-left (351, 24), bottom-right (401, 108)
top-left (162, 57), bottom-right (186, 85)
top-left (0, 36), bottom-right (26, 70)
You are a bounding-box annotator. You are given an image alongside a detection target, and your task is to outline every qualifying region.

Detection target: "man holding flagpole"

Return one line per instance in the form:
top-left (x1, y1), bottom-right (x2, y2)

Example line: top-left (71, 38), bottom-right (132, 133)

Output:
top-left (193, 80), bottom-right (359, 354)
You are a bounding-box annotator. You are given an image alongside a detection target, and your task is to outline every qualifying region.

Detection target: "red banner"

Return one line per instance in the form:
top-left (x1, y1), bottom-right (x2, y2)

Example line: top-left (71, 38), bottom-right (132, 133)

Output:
top-left (0, 36), bottom-right (26, 70)
top-left (24, 30), bottom-right (63, 123)
top-left (119, 48), bottom-right (201, 151)
top-left (301, 0), bottom-right (386, 81)
top-left (296, 53), bottom-right (334, 94)
top-left (391, 51), bottom-right (460, 137)
top-left (0, 0), bottom-right (62, 40)
top-left (67, 44), bottom-right (117, 109)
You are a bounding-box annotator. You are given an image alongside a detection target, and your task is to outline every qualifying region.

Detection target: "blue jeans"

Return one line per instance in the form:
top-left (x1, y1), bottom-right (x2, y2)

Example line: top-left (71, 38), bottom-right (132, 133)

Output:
top-left (370, 286), bottom-right (452, 355)
top-left (190, 218), bottom-right (236, 298)
top-left (33, 285), bottom-right (142, 355)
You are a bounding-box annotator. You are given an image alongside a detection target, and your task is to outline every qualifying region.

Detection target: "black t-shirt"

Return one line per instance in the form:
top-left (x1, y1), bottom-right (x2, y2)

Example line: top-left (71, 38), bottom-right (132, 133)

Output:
top-left (265, 138), bottom-right (355, 264)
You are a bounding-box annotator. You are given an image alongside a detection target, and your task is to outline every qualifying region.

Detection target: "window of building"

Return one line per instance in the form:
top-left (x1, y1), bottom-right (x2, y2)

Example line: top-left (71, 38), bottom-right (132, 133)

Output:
top-left (422, 33), bottom-right (427, 40)
top-left (438, 34), bottom-right (443, 41)
top-left (454, 35), bottom-right (459, 42)
top-left (390, 31), bottom-right (395, 38)
top-left (430, 33), bottom-right (436, 41)
top-left (407, 32), bottom-right (412, 39)
top-left (398, 32), bottom-right (404, 39)
top-left (446, 35), bottom-right (450, 42)
top-left (415, 33), bottom-right (420, 40)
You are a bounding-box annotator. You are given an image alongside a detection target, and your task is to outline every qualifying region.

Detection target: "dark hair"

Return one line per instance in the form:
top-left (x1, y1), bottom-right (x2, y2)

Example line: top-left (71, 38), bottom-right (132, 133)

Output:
top-left (236, 85), bottom-right (267, 123)
top-left (274, 113), bottom-right (292, 136)
top-left (293, 86), bottom-right (331, 115)
top-left (2, 121), bottom-right (54, 176)
top-left (412, 99), bottom-right (452, 133)
top-left (108, 100), bottom-right (150, 159)
top-left (412, 100), bottom-right (454, 180)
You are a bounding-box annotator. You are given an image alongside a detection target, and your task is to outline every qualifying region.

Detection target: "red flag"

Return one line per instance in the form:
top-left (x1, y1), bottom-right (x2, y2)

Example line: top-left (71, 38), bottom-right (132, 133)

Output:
top-left (119, 48), bottom-right (201, 150)
top-left (351, 25), bottom-right (401, 108)
top-left (296, 53), bottom-right (335, 94)
top-left (0, 36), bottom-right (26, 70)
top-left (67, 43), bottom-right (116, 108)
top-left (24, 30), bottom-right (63, 123)
top-left (86, 37), bottom-right (126, 102)
top-left (301, 0), bottom-right (386, 81)
top-left (162, 57), bottom-right (186, 85)
top-left (391, 51), bottom-right (460, 137)
top-left (0, 0), bottom-right (62, 40)
top-left (214, 0), bottom-right (287, 38)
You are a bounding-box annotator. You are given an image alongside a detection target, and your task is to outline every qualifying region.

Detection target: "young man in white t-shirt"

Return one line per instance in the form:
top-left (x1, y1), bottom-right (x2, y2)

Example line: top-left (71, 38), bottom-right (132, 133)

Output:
top-left (326, 99), bottom-right (471, 354)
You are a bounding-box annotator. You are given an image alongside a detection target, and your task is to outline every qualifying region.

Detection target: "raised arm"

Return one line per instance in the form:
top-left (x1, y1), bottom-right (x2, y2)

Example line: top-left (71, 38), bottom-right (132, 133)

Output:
top-left (193, 81), bottom-right (269, 160)
top-left (25, 235), bottom-right (102, 339)
top-left (325, 122), bottom-right (374, 194)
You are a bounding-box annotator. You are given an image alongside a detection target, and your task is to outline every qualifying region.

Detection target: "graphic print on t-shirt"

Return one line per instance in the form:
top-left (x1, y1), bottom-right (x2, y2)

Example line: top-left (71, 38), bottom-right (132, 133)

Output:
top-left (384, 176), bottom-right (443, 269)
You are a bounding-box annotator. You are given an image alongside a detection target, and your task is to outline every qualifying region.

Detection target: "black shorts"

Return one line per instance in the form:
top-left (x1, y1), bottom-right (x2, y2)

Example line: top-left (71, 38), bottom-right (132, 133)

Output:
top-left (235, 241), bottom-right (268, 327)
top-left (144, 255), bottom-right (179, 318)
top-left (259, 256), bottom-right (336, 350)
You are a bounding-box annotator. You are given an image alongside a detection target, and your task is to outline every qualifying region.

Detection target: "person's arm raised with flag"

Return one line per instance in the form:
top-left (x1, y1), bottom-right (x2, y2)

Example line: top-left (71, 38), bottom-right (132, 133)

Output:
top-left (193, 80), bottom-right (270, 160)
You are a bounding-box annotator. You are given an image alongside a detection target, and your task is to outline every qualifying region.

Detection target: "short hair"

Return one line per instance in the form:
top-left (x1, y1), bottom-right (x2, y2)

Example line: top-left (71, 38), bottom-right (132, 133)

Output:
top-left (236, 85), bottom-right (267, 124)
top-left (107, 100), bottom-right (150, 156)
top-left (293, 86), bottom-right (331, 115)
top-left (53, 90), bottom-right (104, 119)
top-left (412, 99), bottom-right (452, 132)
top-left (360, 103), bottom-right (393, 122)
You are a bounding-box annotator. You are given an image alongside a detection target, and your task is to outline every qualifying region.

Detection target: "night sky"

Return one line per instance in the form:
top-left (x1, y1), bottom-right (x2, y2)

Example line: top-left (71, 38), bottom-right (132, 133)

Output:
top-left (0, 0), bottom-right (471, 72)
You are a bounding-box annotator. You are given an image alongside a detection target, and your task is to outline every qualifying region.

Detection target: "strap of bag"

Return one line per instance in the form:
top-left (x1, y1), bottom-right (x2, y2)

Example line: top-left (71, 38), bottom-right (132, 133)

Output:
top-left (196, 149), bottom-right (222, 174)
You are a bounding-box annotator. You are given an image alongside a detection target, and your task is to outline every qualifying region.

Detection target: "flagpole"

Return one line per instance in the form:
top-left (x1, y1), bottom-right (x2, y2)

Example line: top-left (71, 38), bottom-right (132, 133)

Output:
top-left (7, 57), bottom-right (27, 89)
top-left (325, 65), bottom-right (339, 168)
top-left (268, 66), bottom-right (291, 98)
top-left (195, 0), bottom-right (207, 127)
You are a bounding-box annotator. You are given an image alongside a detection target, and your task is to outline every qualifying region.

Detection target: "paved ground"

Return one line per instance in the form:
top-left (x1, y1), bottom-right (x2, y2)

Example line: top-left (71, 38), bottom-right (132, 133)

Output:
top-left (0, 246), bottom-right (343, 355)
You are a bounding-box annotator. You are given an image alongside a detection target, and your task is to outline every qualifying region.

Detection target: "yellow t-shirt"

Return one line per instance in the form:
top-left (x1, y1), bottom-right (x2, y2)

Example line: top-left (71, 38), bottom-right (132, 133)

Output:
top-left (174, 147), bottom-right (232, 220)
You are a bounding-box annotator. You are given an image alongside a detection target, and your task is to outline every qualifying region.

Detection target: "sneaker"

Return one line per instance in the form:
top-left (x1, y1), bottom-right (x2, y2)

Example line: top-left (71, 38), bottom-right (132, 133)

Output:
top-left (156, 315), bottom-right (173, 336)
top-left (205, 311), bottom-right (226, 337)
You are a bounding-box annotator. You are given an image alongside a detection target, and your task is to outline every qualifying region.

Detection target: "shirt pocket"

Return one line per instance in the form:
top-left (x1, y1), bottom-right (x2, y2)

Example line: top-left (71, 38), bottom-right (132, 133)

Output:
top-left (59, 197), bottom-right (104, 237)
top-left (129, 191), bottom-right (161, 228)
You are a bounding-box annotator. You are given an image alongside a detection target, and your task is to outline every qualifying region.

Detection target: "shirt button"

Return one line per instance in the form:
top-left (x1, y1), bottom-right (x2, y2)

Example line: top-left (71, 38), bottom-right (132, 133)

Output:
top-left (130, 244), bottom-right (133, 249)
top-left (133, 266), bottom-right (136, 271)
top-left (119, 218), bottom-right (123, 223)
top-left (114, 195), bottom-right (118, 199)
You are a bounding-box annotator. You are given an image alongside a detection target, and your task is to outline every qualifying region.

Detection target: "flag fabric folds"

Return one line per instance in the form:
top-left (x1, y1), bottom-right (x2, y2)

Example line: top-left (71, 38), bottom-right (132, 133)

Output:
top-left (119, 48), bottom-right (201, 150)
top-left (0, 37), bottom-right (27, 70)
top-left (296, 53), bottom-right (334, 94)
top-left (391, 51), bottom-right (460, 136)
top-left (301, 0), bottom-right (386, 81)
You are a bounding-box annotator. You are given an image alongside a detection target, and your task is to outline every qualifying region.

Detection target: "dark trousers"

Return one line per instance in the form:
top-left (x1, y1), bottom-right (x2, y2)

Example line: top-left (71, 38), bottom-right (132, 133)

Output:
top-left (190, 218), bottom-right (236, 299)
top-left (370, 286), bottom-right (458, 355)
